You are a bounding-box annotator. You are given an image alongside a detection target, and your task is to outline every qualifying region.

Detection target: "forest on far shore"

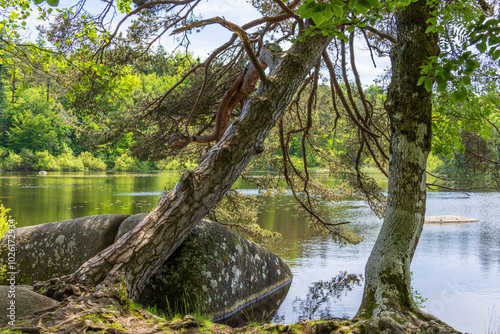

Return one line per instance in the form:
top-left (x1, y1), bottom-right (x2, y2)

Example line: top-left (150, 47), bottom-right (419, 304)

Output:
top-left (0, 47), bottom-right (499, 178)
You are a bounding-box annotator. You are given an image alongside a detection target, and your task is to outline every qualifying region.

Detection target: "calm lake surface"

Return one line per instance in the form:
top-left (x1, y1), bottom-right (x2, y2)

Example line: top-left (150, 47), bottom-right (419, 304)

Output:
top-left (1, 171), bottom-right (499, 333)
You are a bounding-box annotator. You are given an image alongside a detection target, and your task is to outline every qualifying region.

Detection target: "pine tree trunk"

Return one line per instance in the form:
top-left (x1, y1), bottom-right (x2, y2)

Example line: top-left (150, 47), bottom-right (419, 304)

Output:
top-left (356, 0), bottom-right (438, 320)
top-left (68, 33), bottom-right (332, 300)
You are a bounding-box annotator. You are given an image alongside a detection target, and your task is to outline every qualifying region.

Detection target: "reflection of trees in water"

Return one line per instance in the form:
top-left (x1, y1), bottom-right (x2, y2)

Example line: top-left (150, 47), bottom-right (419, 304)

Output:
top-left (293, 271), bottom-right (363, 321)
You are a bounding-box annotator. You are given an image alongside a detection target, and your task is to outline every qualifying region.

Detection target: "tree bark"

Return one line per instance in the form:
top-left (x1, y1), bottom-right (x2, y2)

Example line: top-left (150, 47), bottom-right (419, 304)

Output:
top-left (356, 0), bottom-right (438, 320)
top-left (67, 33), bottom-right (332, 300)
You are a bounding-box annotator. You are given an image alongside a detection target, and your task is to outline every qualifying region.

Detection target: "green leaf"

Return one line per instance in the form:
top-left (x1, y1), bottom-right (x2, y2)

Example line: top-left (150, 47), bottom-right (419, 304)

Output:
top-left (312, 12), bottom-right (326, 26)
top-left (425, 26), bottom-right (436, 34)
top-left (331, 3), bottom-right (344, 17)
top-left (451, 88), bottom-right (467, 104)
top-left (322, 4), bottom-right (334, 19)
top-left (462, 75), bottom-right (471, 86)
top-left (491, 49), bottom-right (500, 60)
top-left (356, 3), bottom-right (369, 15)
top-left (417, 76), bottom-right (426, 86)
top-left (477, 41), bottom-right (487, 53)
top-left (366, 0), bottom-right (381, 7)
top-left (488, 35), bottom-right (500, 46)
top-left (424, 77), bottom-right (433, 92)
top-left (46, 0), bottom-right (59, 6)
top-left (434, 74), bottom-right (445, 90)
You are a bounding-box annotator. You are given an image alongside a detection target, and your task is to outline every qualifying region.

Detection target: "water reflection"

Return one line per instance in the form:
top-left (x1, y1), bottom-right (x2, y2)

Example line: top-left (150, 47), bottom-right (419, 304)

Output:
top-left (218, 282), bottom-right (292, 327)
top-left (1, 172), bottom-right (499, 333)
top-left (292, 272), bottom-right (363, 321)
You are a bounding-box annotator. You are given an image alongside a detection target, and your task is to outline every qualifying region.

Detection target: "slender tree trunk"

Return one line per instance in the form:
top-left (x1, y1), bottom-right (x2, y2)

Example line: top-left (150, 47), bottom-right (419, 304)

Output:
top-left (356, 0), bottom-right (438, 321)
top-left (67, 33), bottom-right (332, 300)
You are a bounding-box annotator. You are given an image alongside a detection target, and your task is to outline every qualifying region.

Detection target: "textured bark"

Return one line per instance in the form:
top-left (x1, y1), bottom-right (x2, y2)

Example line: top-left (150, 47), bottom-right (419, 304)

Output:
top-left (357, 0), bottom-right (439, 320)
top-left (67, 33), bottom-right (332, 300)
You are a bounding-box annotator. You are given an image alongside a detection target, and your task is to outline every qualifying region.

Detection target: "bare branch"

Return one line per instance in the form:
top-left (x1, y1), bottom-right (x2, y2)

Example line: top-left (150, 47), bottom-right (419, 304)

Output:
top-left (322, 51), bottom-right (379, 137)
top-left (183, 36), bottom-right (238, 133)
top-left (279, 118), bottom-right (348, 237)
top-left (99, 0), bottom-right (199, 52)
top-left (270, 0), bottom-right (305, 32)
top-left (361, 28), bottom-right (377, 68)
top-left (173, 17), bottom-right (268, 84)
top-left (349, 32), bottom-right (371, 122)
top-left (363, 25), bottom-right (397, 44)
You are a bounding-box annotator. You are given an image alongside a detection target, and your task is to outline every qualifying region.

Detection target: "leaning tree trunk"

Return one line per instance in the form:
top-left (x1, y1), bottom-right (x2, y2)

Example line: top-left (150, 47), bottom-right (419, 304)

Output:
top-left (355, 0), bottom-right (441, 329)
top-left (62, 33), bottom-right (332, 301)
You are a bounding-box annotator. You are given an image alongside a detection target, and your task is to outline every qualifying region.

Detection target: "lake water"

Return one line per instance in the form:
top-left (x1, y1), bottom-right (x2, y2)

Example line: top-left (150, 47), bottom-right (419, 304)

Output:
top-left (0, 171), bottom-right (499, 333)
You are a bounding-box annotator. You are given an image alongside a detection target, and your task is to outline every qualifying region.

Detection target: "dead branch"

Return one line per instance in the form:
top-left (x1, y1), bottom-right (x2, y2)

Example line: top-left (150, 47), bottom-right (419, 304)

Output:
top-left (322, 51), bottom-right (379, 137)
top-left (270, 0), bottom-right (305, 32)
top-left (172, 17), bottom-right (268, 84)
top-left (279, 118), bottom-right (347, 238)
top-left (170, 45), bottom-right (280, 148)
top-left (363, 25), bottom-right (397, 44)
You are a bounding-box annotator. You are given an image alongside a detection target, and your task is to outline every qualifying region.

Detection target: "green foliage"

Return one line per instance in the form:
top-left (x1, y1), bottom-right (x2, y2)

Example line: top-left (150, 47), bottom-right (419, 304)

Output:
top-left (19, 148), bottom-right (36, 170)
top-left (470, 15), bottom-right (500, 64)
top-left (297, 0), bottom-right (421, 42)
top-left (0, 205), bottom-right (14, 281)
top-left (56, 152), bottom-right (85, 171)
top-left (410, 272), bottom-right (428, 309)
top-left (79, 151), bottom-right (107, 171)
top-left (211, 189), bottom-right (281, 244)
top-left (33, 0), bottom-right (59, 6)
top-left (0, 205), bottom-right (12, 242)
top-left (34, 150), bottom-right (59, 170)
top-left (2, 151), bottom-right (22, 170)
top-left (54, 144), bottom-right (84, 171)
top-left (155, 158), bottom-right (197, 170)
top-left (426, 153), bottom-right (446, 174)
top-left (113, 153), bottom-right (144, 171)
top-left (7, 110), bottom-right (59, 152)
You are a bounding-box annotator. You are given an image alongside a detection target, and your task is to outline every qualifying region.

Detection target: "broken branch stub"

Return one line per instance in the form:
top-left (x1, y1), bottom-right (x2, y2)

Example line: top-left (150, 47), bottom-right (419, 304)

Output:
top-left (170, 44), bottom-right (282, 149)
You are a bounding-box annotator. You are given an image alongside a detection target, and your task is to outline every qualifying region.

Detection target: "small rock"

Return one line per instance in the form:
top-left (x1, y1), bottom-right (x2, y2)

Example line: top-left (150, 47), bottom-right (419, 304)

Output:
top-left (0, 285), bottom-right (59, 325)
top-left (425, 215), bottom-right (479, 224)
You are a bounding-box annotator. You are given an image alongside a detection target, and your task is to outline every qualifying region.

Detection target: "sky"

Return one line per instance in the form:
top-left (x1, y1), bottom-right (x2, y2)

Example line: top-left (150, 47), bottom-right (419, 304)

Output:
top-left (26, 0), bottom-right (389, 85)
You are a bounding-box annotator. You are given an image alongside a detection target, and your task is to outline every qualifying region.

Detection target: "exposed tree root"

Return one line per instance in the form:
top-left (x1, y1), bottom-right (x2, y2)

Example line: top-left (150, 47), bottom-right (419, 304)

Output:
top-left (339, 309), bottom-right (461, 334)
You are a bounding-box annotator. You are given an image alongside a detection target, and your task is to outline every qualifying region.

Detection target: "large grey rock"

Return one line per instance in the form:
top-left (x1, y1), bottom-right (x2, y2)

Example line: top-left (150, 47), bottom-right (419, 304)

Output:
top-left (119, 213), bottom-right (293, 320)
top-left (0, 214), bottom-right (130, 285)
top-left (0, 285), bottom-right (59, 325)
top-left (114, 213), bottom-right (148, 241)
top-left (130, 218), bottom-right (293, 320)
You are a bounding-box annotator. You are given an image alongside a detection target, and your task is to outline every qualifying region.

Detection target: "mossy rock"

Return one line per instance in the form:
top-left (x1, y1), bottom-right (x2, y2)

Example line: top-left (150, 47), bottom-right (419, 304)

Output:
top-left (0, 214), bottom-right (130, 285)
top-left (119, 215), bottom-right (293, 320)
top-left (0, 285), bottom-right (59, 325)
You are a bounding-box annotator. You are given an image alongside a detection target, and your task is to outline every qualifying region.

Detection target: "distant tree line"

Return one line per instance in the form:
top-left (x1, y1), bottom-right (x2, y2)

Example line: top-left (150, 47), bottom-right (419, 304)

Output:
top-left (0, 47), bottom-right (498, 178)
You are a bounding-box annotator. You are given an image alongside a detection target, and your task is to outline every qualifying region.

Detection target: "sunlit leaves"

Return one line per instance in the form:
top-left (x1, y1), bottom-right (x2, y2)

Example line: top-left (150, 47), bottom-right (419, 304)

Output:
top-left (116, 0), bottom-right (133, 14)
top-left (33, 0), bottom-right (58, 5)
top-left (296, 0), bottom-right (384, 42)
top-left (470, 16), bottom-right (500, 65)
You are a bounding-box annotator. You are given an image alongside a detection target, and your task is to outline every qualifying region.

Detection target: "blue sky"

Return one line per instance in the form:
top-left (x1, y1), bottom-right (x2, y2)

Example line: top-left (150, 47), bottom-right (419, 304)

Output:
top-left (27, 0), bottom-right (389, 84)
